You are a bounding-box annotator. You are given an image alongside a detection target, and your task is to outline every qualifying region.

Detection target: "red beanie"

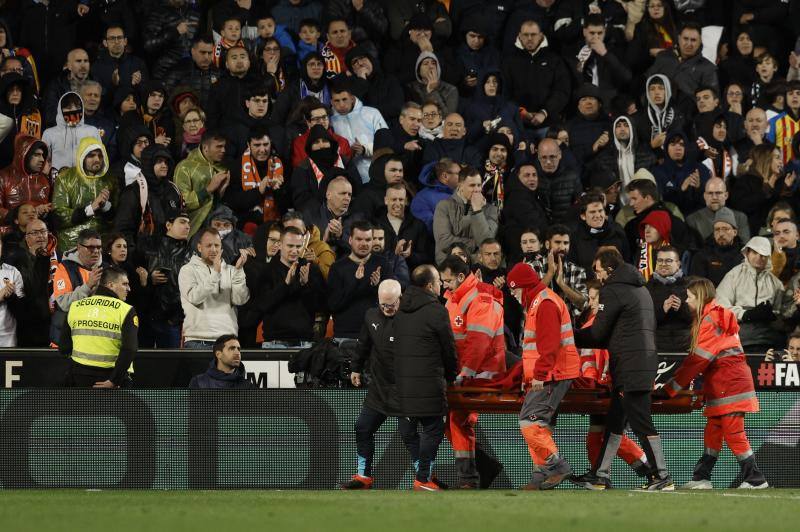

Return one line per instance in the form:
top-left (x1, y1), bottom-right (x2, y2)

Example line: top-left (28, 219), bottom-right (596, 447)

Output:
top-left (507, 263), bottom-right (541, 289)
top-left (639, 210), bottom-right (672, 242)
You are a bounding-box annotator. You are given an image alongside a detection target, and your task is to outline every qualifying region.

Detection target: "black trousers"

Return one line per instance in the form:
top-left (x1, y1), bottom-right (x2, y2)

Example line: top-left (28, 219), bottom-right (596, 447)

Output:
top-left (354, 405), bottom-right (389, 478)
top-left (64, 361), bottom-right (132, 388)
top-left (398, 415), bottom-right (445, 483)
top-left (594, 389), bottom-right (668, 479)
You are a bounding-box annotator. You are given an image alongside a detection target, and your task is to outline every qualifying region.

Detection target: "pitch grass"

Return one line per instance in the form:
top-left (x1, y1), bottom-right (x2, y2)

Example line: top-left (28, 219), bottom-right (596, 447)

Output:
top-left (1, 490), bottom-right (799, 532)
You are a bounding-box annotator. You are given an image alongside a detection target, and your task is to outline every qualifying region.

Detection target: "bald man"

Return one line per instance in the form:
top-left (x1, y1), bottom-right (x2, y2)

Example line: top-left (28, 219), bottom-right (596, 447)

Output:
top-left (736, 107), bottom-right (769, 161)
top-left (44, 48), bottom-right (92, 127)
top-left (423, 113), bottom-right (482, 167)
top-left (534, 138), bottom-right (581, 224)
top-left (342, 279), bottom-right (404, 489)
top-left (686, 177), bottom-right (750, 242)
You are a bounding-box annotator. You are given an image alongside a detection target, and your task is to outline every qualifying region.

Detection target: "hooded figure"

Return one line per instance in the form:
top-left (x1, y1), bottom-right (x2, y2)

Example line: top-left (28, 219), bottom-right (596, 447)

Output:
top-left (636, 74), bottom-right (685, 145)
top-left (594, 115), bottom-right (656, 191)
top-left (0, 135), bottom-right (51, 222)
top-left (637, 210), bottom-right (672, 282)
top-left (192, 204), bottom-right (253, 264)
top-left (112, 122), bottom-right (155, 190)
top-left (0, 17), bottom-right (40, 93)
top-left (345, 45), bottom-right (404, 122)
top-left (405, 51), bottom-right (459, 116)
top-left (464, 71), bottom-right (524, 144)
top-left (329, 89), bottom-right (388, 183)
top-left (481, 131), bottom-right (512, 208)
top-left (695, 111), bottom-right (738, 179)
top-left (0, 73), bottom-right (42, 167)
top-left (114, 144), bottom-right (183, 255)
top-left (652, 130), bottom-right (711, 215)
top-left (52, 137), bottom-right (117, 251)
top-left (290, 124), bottom-right (360, 212)
top-left (41, 92), bottom-right (101, 172)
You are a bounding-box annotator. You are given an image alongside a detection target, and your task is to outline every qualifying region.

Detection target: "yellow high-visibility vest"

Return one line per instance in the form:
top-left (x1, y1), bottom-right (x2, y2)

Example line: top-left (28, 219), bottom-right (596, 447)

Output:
top-left (67, 295), bottom-right (132, 369)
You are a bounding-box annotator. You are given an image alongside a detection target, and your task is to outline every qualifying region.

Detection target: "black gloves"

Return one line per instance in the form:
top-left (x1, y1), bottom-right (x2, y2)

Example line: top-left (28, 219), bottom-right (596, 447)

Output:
top-left (741, 302), bottom-right (774, 323)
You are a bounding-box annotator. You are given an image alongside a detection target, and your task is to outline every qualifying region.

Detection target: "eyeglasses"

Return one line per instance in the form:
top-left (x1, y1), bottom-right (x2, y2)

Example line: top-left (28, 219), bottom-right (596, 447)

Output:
top-left (79, 244), bottom-right (102, 251)
top-left (379, 300), bottom-right (400, 310)
top-left (727, 91), bottom-right (743, 97)
top-left (135, 138), bottom-right (151, 146)
top-left (26, 229), bottom-right (48, 237)
top-left (184, 118), bottom-right (202, 124)
top-left (655, 258), bottom-right (676, 265)
top-left (105, 35), bottom-right (126, 42)
top-left (308, 115), bottom-right (328, 123)
top-left (422, 112), bottom-right (440, 119)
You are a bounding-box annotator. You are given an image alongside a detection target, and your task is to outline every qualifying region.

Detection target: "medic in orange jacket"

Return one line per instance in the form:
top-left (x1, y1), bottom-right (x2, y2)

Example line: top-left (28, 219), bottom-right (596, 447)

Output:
top-left (663, 279), bottom-right (767, 489)
top-left (440, 260), bottom-right (506, 488)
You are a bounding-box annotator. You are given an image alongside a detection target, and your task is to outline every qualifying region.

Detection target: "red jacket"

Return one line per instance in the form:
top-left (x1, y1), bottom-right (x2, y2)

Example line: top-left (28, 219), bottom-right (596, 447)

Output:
top-left (521, 285), bottom-right (580, 383)
top-left (291, 128), bottom-right (353, 168)
top-left (0, 135), bottom-right (51, 219)
top-left (665, 300), bottom-right (758, 417)
top-left (577, 313), bottom-right (611, 387)
top-left (445, 273), bottom-right (506, 378)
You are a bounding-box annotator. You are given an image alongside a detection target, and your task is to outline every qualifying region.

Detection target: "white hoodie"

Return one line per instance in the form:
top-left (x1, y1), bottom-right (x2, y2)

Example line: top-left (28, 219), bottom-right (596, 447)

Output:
top-left (41, 92), bottom-right (101, 172)
top-left (178, 255), bottom-right (250, 342)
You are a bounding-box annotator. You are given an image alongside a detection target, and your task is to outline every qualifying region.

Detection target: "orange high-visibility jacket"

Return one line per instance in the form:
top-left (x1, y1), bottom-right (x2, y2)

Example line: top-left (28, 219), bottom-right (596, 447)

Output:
top-left (665, 300), bottom-right (758, 417)
top-left (579, 313), bottom-right (611, 386)
top-left (521, 288), bottom-right (580, 383)
top-left (445, 273), bottom-right (506, 378)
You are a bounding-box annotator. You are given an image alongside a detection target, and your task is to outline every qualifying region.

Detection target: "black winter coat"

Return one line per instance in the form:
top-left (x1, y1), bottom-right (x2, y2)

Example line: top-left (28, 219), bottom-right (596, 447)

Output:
top-left (422, 138), bottom-right (481, 168)
top-left (374, 211), bottom-right (431, 271)
top-left (143, 4), bottom-right (201, 80)
top-left (189, 361), bottom-right (254, 389)
top-left (534, 159), bottom-right (582, 225)
top-left (501, 44), bottom-right (571, 125)
top-left (162, 58), bottom-right (219, 109)
top-left (17, 0), bottom-right (79, 83)
top-left (501, 175), bottom-right (549, 259)
top-left (569, 220), bottom-right (630, 272)
top-left (689, 236), bottom-right (744, 287)
top-left (141, 236), bottom-right (193, 323)
top-left (5, 249), bottom-right (51, 347)
top-left (393, 285), bottom-right (457, 417)
top-left (353, 307), bottom-right (399, 416)
top-left (646, 276), bottom-right (692, 353)
top-left (574, 263), bottom-right (658, 392)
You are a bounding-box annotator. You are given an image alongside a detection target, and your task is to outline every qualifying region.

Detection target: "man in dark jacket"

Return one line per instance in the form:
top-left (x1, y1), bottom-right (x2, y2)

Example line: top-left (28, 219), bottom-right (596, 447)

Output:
top-left (17, 0), bottom-right (79, 85)
top-left (501, 18), bottom-right (570, 131)
top-left (573, 248), bottom-right (673, 491)
top-left (5, 219), bottom-right (53, 347)
top-left (352, 153), bottom-right (405, 222)
top-left (188, 334), bottom-right (253, 389)
top-left (689, 208), bottom-right (744, 286)
top-left (534, 138), bottom-right (581, 225)
top-left (373, 184), bottom-right (430, 271)
top-left (391, 103), bottom-right (427, 181)
top-left (251, 226), bottom-right (325, 348)
top-left (205, 46), bottom-right (257, 130)
top-left (162, 35), bottom-right (219, 109)
top-left (114, 144), bottom-right (182, 258)
top-left (91, 25), bottom-right (148, 108)
top-left (569, 192), bottom-right (629, 271)
top-left (645, 246), bottom-right (691, 353)
top-left (143, 0), bottom-right (202, 80)
top-left (345, 45), bottom-right (403, 122)
top-left (422, 113), bottom-right (481, 168)
top-left (341, 279), bottom-right (403, 489)
top-left (393, 264), bottom-right (457, 491)
top-left (501, 163), bottom-right (549, 256)
top-left (623, 178), bottom-right (695, 255)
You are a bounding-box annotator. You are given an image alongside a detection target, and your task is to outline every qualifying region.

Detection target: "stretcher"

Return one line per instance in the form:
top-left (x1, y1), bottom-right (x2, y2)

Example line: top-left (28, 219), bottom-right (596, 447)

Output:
top-left (447, 387), bottom-right (703, 415)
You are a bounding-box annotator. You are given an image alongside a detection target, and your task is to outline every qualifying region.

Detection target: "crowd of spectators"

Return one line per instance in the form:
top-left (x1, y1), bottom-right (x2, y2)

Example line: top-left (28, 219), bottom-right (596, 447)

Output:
top-left (1, 0), bottom-right (800, 358)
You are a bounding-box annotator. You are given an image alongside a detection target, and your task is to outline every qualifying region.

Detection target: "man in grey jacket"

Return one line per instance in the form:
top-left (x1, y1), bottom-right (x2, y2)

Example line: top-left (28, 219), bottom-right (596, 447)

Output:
top-left (179, 227), bottom-right (250, 348)
top-left (432, 165), bottom-right (498, 263)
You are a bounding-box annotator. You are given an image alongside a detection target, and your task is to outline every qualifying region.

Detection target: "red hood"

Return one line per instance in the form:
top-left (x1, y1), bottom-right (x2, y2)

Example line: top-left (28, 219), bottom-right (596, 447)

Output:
top-left (13, 134), bottom-right (48, 178)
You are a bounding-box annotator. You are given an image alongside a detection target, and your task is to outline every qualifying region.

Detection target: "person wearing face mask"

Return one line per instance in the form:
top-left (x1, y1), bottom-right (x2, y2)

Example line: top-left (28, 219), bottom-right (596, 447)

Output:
top-left (113, 144), bottom-right (183, 258)
top-left (290, 124), bottom-right (361, 213)
top-left (193, 204), bottom-right (253, 265)
top-left (41, 92), bottom-right (101, 172)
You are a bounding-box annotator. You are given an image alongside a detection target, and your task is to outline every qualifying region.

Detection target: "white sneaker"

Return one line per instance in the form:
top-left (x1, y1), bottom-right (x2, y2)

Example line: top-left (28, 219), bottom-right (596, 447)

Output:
top-left (738, 481), bottom-right (769, 489)
top-left (680, 479), bottom-right (713, 490)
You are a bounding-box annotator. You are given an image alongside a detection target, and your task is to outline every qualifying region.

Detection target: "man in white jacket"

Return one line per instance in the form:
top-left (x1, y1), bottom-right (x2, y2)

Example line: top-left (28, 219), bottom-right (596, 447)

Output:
top-left (179, 227), bottom-right (250, 348)
top-left (330, 83), bottom-right (388, 184)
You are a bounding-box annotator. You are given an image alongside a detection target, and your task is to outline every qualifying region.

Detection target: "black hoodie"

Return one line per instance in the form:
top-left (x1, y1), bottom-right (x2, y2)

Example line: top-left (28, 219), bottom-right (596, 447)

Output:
top-left (574, 263), bottom-right (658, 391)
top-left (392, 285), bottom-right (458, 417)
top-left (345, 45), bottom-right (404, 121)
top-left (0, 73), bottom-right (39, 167)
top-left (189, 360), bottom-right (254, 389)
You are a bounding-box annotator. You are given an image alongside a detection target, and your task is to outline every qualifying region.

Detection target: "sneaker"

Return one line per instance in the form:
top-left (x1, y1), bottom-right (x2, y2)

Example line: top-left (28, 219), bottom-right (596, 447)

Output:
top-left (639, 475), bottom-right (675, 491)
top-left (340, 475), bottom-right (373, 490)
top-left (431, 476), bottom-right (449, 490)
top-left (570, 472), bottom-right (611, 491)
top-left (680, 479), bottom-right (713, 490)
top-left (738, 481), bottom-right (769, 489)
top-left (521, 471), bottom-right (547, 490)
top-left (413, 479), bottom-right (441, 491)
top-left (540, 458), bottom-right (573, 490)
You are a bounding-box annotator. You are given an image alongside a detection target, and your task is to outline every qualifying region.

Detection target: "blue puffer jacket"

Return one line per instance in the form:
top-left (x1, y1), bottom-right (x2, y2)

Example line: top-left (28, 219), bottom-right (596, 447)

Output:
top-left (410, 161), bottom-right (453, 233)
top-left (189, 361), bottom-right (254, 389)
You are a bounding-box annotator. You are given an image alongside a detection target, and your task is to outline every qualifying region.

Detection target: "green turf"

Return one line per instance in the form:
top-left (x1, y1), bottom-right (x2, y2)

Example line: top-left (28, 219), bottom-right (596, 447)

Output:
top-left (1, 490), bottom-right (799, 532)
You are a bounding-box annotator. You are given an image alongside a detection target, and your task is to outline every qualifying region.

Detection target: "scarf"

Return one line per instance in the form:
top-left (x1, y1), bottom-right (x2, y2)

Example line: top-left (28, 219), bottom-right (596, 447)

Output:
top-left (213, 38), bottom-right (244, 68)
top-left (482, 160), bottom-right (505, 208)
top-left (617, 139), bottom-right (636, 186)
top-left (300, 79), bottom-right (330, 105)
top-left (419, 124), bottom-right (443, 140)
top-left (321, 41), bottom-right (353, 76)
top-left (648, 105), bottom-right (675, 137)
top-left (652, 269), bottom-right (684, 285)
top-left (638, 241), bottom-right (657, 282)
top-left (308, 154), bottom-right (343, 184)
top-left (654, 24), bottom-right (673, 48)
top-left (241, 150), bottom-right (284, 222)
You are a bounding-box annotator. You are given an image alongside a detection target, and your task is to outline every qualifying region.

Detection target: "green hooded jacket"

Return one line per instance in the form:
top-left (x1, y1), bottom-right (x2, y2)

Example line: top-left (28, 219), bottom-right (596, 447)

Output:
top-left (52, 137), bottom-right (117, 251)
top-left (174, 147), bottom-right (227, 237)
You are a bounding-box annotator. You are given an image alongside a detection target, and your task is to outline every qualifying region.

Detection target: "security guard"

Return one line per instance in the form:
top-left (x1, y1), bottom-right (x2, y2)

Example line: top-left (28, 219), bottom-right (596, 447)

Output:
top-left (60, 265), bottom-right (138, 388)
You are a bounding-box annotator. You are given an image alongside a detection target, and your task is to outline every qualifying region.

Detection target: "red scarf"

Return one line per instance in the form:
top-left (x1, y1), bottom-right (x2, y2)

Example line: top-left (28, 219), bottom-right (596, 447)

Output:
top-left (321, 41), bottom-right (354, 75)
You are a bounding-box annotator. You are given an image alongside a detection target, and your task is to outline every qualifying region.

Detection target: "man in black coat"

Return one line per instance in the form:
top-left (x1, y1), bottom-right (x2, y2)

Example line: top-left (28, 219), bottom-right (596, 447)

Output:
top-left (345, 45), bottom-right (404, 123)
top-left (341, 279), bottom-right (403, 489)
top-left (569, 192), bottom-right (629, 271)
top-left (573, 248), bottom-right (674, 491)
top-left (393, 264), bottom-right (457, 491)
top-left (372, 184), bottom-right (431, 271)
top-left (645, 246), bottom-right (692, 353)
top-left (689, 209), bottom-right (744, 286)
top-left (501, 163), bottom-right (549, 256)
top-left (188, 335), bottom-right (253, 389)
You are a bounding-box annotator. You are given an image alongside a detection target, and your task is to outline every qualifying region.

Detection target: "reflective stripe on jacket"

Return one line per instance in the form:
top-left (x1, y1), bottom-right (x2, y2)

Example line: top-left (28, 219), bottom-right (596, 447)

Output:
top-left (579, 313), bottom-right (610, 386)
top-left (521, 288), bottom-right (580, 383)
top-left (665, 300), bottom-right (758, 417)
top-left (445, 273), bottom-right (506, 378)
top-left (68, 295), bottom-right (132, 369)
